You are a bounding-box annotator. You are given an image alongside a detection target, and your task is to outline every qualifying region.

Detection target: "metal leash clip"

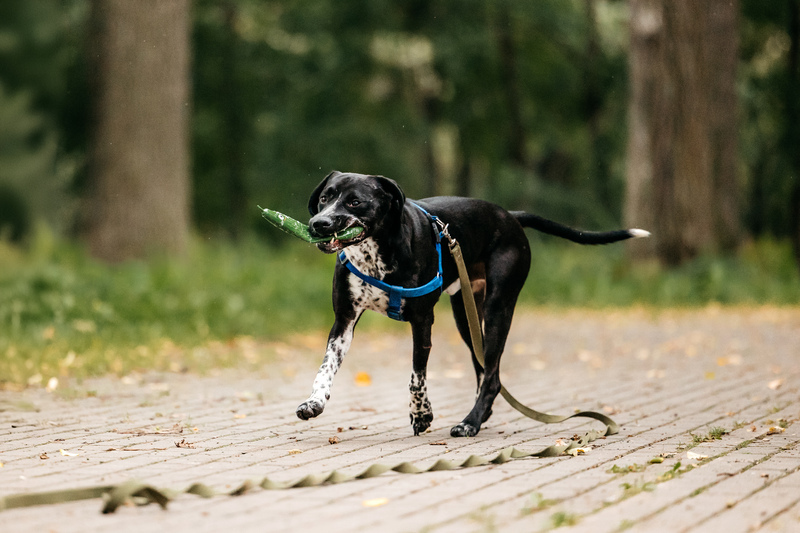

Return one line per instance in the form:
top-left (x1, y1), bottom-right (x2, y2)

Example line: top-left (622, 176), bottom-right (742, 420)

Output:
top-left (435, 219), bottom-right (456, 247)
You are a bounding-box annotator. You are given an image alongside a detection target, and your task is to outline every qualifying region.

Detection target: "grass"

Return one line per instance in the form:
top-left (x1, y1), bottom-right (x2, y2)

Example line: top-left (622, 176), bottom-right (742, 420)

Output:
top-left (0, 232), bottom-right (338, 386)
top-left (548, 511), bottom-right (579, 529)
top-left (2, 230), bottom-right (800, 387)
top-left (607, 463), bottom-right (648, 474)
top-left (691, 426), bottom-right (729, 444)
top-left (520, 235), bottom-right (800, 307)
top-left (520, 492), bottom-right (558, 515)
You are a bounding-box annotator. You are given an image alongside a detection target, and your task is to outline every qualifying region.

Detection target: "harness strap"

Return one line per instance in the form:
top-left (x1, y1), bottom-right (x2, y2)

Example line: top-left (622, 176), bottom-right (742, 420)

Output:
top-left (337, 203), bottom-right (443, 321)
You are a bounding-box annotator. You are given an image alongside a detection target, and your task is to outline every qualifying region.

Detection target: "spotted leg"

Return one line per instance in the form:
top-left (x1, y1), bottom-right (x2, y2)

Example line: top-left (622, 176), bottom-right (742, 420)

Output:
top-left (296, 314), bottom-right (360, 420)
top-left (409, 313), bottom-right (435, 435)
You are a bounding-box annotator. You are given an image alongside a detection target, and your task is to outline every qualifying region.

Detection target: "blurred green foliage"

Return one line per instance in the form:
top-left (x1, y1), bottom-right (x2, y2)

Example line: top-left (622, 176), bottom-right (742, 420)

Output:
top-left (1, 1), bottom-right (796, 241)
top-left (2, 233), bottom-right (798, 386)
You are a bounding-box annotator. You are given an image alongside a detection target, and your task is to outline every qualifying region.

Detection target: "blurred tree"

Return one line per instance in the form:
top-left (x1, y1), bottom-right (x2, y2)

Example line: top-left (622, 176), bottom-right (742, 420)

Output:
top-left (625, 0), bottom-right (740, 265)
top-left (81, 0), bottom-right (191, 261)
top-left (6, 0), bottom-right (795, 257)
top-left (791, 0), bottom-right (800, 263)
top-left (0, 1), bottom-right (87, 236)
top-left (740, 0), bottom-right (800, 266)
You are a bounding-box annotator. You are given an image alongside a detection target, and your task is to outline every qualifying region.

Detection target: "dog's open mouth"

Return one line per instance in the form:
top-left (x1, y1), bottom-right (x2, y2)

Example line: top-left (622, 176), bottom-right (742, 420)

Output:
top-left (315, 224), bottom-right (367, 253)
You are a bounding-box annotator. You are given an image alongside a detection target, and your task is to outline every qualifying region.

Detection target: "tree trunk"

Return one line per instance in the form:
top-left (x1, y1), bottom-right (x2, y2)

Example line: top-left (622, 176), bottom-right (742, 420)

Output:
top-left (222, 1), bottom-right (247, 240)
top-left (787, 0), bottom-right (800, 266)
top-left (625, 0), bottom-right (740, 265)
top-left (83, 0), bottom-right (191, 262)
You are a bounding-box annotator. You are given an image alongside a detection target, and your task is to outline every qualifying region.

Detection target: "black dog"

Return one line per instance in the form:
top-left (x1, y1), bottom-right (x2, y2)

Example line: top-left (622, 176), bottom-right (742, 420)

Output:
top-left (296, 171), bottom-right (649, 437)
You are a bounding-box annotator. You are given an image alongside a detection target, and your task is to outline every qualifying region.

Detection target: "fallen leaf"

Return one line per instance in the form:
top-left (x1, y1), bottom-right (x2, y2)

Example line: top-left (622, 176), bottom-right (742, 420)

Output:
top-left (233, 413), bottom-right (247, 419)
top-left (354, 372), bottom-right (372, 387)
top-left (337, 427), bottom-right (344, 433)
top-left (175, 438), bottom-right (196, 449)
top-left (288, 449), bottom-right (302, 455)
top-left (429, 441), bottom-right (447, 446)
top-left (566, 447), bottom-right (591, 456)
top-left (362, 498), bottom-right (389, 508)
top-left (649, 457), bottom-right (664, 464)
top-left (766, 426), bottom-right (786, 435)
top-left (687, 451), bottom-right (708, 460)
top-left (767, 379), bottom-right (784, 391)
top-left (328, 436), bottom-right (340, 445)
top-left (39, 452), bottom-right (49, 460)
top-left (704, 372), bottom-right (716, 380)
top-left (59, 449), bottom-right (79, 457)
top-left (748, 425), bottom-right (757, 432)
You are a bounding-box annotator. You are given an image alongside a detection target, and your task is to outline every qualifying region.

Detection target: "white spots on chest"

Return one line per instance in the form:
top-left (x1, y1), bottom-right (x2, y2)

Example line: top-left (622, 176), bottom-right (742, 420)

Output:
top-left (343, 238), bottom-right (394, 315)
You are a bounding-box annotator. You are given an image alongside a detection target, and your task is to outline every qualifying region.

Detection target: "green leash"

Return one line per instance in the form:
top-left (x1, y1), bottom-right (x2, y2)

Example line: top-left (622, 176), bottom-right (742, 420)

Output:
top-left (445, 230), bottom-right (618, 434)
top-left (0, 208), bottom-right (617, 514)
top-left (0, 433), bottom-right (604, 513)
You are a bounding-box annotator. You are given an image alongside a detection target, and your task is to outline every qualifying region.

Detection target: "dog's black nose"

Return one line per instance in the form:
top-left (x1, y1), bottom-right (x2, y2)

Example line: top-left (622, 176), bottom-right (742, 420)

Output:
top-left (310, 217), bottom-right (334, 236)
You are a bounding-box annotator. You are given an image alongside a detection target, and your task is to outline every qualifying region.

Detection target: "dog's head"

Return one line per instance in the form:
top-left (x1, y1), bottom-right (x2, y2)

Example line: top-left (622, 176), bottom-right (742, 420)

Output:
top-left (308, 171), bottom-right (406, 254)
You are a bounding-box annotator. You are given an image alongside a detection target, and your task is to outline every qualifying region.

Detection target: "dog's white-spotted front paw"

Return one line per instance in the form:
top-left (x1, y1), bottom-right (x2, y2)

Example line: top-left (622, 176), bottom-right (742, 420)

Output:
top-left (410, 410), bottom-right (433, 436)
top-left (296, 399), bottom-right (325, 420)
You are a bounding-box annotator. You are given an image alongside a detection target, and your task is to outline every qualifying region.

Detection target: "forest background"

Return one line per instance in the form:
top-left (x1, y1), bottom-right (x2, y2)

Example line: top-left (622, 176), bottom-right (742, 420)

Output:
top-left (0, 1), bottom-right (798, 386)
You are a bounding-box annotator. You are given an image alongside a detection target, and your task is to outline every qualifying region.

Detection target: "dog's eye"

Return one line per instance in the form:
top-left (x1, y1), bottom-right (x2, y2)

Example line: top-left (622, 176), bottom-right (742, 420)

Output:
top-left (319, 195), bottom-right (328, 204)
top-left (347, 199), bottom-right (361, 208)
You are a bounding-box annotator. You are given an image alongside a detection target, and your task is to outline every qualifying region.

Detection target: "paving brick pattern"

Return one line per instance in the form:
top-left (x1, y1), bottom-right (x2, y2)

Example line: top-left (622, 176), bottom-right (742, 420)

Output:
top-left (1, 308), bottom-right (798, 532)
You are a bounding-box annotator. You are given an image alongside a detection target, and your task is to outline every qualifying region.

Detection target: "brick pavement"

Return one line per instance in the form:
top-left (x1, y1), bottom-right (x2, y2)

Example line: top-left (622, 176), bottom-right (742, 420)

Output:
top-left (1, 308), bottom-right (798, 532)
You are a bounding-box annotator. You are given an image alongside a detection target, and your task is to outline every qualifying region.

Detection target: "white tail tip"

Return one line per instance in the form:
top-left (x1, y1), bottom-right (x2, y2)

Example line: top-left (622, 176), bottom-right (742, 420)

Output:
top-left (629, 229), bottom-right (651, 239)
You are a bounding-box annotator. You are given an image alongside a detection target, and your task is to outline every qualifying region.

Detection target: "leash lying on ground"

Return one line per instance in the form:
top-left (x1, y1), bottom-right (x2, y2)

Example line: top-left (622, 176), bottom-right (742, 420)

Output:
top-left (0, 431), bottom-right (606, 514)
top-left (0, 209), bottom-right (617, 514)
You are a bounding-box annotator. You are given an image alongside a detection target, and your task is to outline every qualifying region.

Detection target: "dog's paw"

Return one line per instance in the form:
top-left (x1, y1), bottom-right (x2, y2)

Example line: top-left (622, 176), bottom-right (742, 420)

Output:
top-left (410, 411), bottom-right (434, 436)
top-left (450, 422), bottom-right (479, 438)
top-left (296, 399), bottom-right (324, 420)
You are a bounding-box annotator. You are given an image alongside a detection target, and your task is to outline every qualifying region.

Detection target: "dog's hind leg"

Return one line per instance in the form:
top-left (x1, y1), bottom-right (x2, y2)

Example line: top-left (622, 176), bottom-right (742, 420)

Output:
top-left (296, 314), bottom-right (361, 420)
top-left (408, 312), bottom-right (435, 435)
top-left (449, 282), bottom-right (489, 416)
top-left (450, 246), bottom-right (530, 437)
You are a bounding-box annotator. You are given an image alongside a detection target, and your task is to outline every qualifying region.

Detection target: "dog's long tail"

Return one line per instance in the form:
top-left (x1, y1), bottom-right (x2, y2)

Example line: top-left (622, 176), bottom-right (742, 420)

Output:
top-left (511, 212), bottom-right (650, 245)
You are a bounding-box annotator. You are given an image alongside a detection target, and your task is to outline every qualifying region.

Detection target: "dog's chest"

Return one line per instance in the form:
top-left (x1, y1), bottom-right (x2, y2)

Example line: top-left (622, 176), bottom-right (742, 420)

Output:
top-left (343, 239), bottom-right (394, 315)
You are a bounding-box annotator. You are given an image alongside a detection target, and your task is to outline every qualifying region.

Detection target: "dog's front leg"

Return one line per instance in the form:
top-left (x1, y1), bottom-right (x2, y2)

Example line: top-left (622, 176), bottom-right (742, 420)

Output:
top-left (296, 317), bottom-right (359, 420)
top-left (409, 314), bottom-right (434, 435)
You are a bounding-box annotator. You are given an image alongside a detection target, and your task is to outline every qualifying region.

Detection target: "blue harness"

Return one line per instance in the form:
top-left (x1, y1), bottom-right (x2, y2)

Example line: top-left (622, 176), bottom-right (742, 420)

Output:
top-left (337, 203), bottom-right (444, 321)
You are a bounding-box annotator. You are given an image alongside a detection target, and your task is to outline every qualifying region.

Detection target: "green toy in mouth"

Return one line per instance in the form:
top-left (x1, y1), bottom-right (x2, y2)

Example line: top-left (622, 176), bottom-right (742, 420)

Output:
top-left (259, 206), bottom-right (364, 243)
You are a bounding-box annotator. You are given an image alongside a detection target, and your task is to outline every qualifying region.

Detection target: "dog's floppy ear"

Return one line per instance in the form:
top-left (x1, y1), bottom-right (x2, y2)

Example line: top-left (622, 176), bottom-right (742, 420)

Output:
top-left (373, 175), bottom-right (406, 214)
top-left (308, 171), bottom-right (340, 215)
